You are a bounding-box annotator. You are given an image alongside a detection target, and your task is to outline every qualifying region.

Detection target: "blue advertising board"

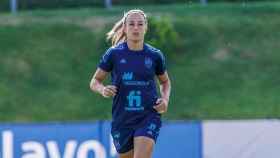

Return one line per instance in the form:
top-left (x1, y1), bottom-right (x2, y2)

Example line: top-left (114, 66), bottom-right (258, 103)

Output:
top-left (0, 121), bottom-right (201, 158)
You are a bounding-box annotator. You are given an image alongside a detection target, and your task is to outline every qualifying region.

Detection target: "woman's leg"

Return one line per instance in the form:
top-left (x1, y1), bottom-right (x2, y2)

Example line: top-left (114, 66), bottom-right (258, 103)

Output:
top-left (119, 149), bottom-right (134, 158)
top-left (133, 136), bottom-right (155, 158)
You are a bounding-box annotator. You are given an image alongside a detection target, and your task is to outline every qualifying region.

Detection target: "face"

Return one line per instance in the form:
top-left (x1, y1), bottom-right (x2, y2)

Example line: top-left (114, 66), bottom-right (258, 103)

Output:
top-left (124, 13), bottom-right (147, 43)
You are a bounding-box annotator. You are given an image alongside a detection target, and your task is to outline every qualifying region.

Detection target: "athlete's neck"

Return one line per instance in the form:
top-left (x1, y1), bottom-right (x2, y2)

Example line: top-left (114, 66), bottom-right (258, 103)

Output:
top-left (127, 40), bottom-right (144, 51)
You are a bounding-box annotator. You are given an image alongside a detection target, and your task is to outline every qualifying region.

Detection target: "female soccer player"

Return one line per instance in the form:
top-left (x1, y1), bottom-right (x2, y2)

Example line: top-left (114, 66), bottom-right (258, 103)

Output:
top-left (90, 9), bottom-right (171, 158)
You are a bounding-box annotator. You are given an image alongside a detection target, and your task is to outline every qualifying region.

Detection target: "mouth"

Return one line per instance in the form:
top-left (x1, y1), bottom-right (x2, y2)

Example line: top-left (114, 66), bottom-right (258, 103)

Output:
top-left (133, 32), bottom-right (140, 36)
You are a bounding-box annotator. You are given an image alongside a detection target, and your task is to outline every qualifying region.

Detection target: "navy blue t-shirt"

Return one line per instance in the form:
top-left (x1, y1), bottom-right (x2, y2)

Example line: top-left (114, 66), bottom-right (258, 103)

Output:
top-left (98, 42), bottom-right (166, 128)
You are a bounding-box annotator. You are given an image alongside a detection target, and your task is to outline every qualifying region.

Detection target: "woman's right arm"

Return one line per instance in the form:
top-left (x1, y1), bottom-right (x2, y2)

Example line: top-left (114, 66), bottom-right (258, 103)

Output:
top-left (89, 68), bottom-right (117, 98)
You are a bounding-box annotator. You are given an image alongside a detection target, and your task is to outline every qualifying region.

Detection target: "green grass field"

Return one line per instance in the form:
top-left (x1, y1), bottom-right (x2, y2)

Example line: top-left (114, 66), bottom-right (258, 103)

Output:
top-left (1, 2), bottom-right (280, 122)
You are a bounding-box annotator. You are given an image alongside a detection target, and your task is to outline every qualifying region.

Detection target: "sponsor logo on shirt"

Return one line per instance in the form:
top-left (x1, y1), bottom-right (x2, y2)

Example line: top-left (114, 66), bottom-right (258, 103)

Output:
top-left (122, 72), bottom-right (150, 86)
top-left (122, 72), bottom-right (133, 80)
top-left (125, 90), bottom-right (144, 111)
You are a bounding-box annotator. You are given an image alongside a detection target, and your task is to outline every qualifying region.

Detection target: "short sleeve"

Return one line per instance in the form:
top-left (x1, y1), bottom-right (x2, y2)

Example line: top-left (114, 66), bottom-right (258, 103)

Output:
top-left (155, 51), bottom-right (166, 75)
top-left (98, 48), bottom-right (114, 72)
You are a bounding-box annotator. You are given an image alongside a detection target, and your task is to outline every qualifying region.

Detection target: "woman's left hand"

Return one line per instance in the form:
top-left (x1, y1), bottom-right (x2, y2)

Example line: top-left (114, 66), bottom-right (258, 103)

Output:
top-left (153, 98), bottom-right (169, 114)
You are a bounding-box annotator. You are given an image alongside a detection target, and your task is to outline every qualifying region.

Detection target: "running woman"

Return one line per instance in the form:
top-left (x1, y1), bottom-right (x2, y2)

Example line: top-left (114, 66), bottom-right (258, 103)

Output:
top-left (90, 9), bottom-right (171, 158)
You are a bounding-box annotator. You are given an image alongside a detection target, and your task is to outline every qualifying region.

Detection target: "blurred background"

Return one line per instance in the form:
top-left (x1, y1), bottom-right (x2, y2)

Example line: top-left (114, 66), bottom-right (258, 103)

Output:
top-left (1, 0), bottom-right (280, 122)
top-left (0, 0), bottom-right (280, 158)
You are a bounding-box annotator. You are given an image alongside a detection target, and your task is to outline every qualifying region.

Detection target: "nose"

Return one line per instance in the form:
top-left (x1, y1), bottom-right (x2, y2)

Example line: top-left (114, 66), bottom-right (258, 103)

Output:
top-left (133, 25), bottom-right (138, 30)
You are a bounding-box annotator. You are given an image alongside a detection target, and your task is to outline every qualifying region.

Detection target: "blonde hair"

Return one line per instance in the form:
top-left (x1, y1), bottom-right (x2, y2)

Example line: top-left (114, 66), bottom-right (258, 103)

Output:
top-left (106, 9), bottom-right (147, 46)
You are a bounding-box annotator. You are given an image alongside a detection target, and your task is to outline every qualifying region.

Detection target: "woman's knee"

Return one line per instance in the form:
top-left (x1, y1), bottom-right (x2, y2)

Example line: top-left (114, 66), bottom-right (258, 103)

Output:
top-left (133, 136), bottom-right (155, 158)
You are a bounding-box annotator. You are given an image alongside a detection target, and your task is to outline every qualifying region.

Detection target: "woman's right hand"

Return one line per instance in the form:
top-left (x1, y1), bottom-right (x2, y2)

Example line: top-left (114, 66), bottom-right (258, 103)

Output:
top-left (102, 85), bottom-right (117, 98)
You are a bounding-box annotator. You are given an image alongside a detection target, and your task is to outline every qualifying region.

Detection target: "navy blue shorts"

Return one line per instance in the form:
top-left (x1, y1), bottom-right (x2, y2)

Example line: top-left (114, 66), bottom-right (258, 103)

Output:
top-left (111, 114), bottom-right (162, 154)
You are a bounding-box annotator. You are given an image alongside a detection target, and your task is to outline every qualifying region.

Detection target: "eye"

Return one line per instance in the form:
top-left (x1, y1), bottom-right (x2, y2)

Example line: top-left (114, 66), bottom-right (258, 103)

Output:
top-left (138, 23), bottom-right (143, 26)
top-left (129, 23), bottom-right (134, 26)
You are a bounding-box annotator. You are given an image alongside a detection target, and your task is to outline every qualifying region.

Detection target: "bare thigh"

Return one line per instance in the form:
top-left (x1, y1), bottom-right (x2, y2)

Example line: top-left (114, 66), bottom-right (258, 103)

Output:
top-left (133, 136), bottom-right (155, 158)
top-left (119, 149), bottom-right (134, 158)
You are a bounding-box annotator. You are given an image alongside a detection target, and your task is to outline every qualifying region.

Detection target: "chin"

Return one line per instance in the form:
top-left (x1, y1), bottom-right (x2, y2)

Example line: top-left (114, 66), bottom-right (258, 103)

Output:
top-left (130, 38), bottom-right (143, 43)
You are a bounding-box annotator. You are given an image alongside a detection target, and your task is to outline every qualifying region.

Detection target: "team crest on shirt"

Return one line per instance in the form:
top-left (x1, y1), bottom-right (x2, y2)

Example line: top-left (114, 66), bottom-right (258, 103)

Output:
top-left (144, 57), bottom-right (153, 69)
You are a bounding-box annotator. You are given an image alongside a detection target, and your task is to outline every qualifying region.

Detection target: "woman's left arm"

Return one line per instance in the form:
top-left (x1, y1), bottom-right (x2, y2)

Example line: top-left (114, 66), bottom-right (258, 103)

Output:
top-left (153, 71), bottom-right (171, 114)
